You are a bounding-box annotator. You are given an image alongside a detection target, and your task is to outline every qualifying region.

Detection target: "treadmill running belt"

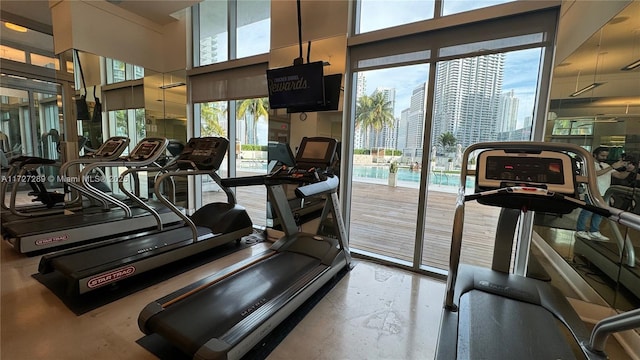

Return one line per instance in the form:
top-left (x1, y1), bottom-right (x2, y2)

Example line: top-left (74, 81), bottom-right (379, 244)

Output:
top-left (458, 290), bottom-right (578, 359)
top-left (147, 251), bottom-right (320, 356)
top-left (48, 226), bottom-right (212, 276)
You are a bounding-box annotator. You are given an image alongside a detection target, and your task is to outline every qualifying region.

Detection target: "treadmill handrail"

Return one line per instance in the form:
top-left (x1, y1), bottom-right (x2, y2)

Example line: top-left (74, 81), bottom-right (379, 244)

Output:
top-left (59, 136), bottom-right (130, 206)
top-left (117, 166), bottom-right (166, 231)
top-left (79, 138), bottom-right (169, 218)
top-left (603, 186), bottom-right (638, 267)
top-left (294, 174), bottom-right (339, 198)
top-left (154, 169), bottom-right (218, 243)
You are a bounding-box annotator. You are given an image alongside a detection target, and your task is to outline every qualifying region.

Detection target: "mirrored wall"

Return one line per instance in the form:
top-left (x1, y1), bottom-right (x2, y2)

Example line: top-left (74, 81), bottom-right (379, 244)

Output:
top-left (534, 1), bottom-right (640, 312)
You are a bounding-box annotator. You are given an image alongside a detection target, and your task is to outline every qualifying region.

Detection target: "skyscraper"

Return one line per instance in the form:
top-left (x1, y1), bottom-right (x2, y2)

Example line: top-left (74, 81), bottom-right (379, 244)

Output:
top-left (498, 89), bottom-right (519, 132)
top-left (405, 82), bottom-right (426, 159)
top-left (431, 53), bottom-right (505, 148)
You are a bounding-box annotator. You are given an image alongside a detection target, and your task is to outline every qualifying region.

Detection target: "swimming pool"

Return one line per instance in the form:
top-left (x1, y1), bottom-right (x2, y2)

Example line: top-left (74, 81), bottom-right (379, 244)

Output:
top-left (352, 165), bottom-right (475, 188)
top-left (238, 161), bottom-right (475, 189)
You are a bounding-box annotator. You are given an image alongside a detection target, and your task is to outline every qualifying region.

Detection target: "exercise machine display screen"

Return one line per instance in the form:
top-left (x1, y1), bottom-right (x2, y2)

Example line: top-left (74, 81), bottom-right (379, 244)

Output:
top-left (295, 137), bottom-right (337, 169)
top-left (178, 137), bottom-right (228, 170)
top-left (485, 157), bottom-right (564, 184)
top-left (476, 150), bottom-right (576, 195)
top-left (97, 138), bottom-right (127, 157)
top-left (133, 142), bottom-right (160, 159)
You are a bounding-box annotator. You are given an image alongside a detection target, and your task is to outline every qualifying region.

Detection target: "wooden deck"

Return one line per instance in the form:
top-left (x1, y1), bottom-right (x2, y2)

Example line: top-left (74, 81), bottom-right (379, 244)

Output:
top-left (205, 176), bottom-right (501, 271)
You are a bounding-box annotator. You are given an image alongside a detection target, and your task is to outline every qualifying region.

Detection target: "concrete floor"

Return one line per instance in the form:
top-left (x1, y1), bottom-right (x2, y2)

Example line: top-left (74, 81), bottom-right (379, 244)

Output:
top-left (0, 231), bottom-right (634, 359)
top-left (0, 239), bottom-right (446, 360)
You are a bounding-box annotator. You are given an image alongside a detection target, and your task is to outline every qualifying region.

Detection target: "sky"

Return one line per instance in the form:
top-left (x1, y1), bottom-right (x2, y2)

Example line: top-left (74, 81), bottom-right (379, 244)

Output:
top-left (361, 48), bottom-right (542, 129)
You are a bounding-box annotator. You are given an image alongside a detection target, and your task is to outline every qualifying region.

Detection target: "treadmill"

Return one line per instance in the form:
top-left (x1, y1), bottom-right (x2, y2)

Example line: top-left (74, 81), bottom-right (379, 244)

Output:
top-left (0, 136), bottom-right (130, 223)
top-left (38, 136), bottom-right (254, 295)
top-left (2, 137), bottom-right (182, 254)
top-left (137, 136), bottom-right (351, 360)
top-left (435, 141), bottom-right (640, 360)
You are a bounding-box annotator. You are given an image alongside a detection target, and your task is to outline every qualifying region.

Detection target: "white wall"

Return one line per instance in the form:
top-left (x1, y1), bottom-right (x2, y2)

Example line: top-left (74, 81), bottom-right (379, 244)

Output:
top-left (50, 0), bottom-right (187, 73)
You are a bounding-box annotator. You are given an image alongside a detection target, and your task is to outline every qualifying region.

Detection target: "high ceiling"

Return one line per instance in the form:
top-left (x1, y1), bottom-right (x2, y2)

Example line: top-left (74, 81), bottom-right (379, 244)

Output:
top-left (1, 0), bottom-right (638, 115)
top-left (0, 0), bottom-right (201, 28)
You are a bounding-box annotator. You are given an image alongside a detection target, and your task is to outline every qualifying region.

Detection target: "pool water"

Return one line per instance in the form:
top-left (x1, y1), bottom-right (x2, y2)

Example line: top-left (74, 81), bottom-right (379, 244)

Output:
top-left (352, 166), bottom-right (475, 188)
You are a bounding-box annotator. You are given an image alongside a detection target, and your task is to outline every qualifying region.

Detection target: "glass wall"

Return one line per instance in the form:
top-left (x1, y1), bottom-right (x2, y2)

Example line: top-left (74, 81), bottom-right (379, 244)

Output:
top-left (192, 0), bottom-right (271, 226)
top-left (423, 47), bottom-right (542, 270)
top-left (105, 58), bottom-right (144, 84)
top-left (350, 64), bottom-right (429, 264)
top-left (195, 98), bottom-right (269, 227)
top-left (346, 5), bottom-right (557, 274)
top-left (355, 0), bottom-right (515, 34)
top-left (533, 2), bottom-right (640, 311)
top-left (197, 0), bottom-right (270, 65)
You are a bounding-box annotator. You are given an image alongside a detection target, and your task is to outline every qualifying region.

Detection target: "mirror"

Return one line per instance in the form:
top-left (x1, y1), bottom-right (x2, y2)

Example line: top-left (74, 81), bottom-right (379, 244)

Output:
top-left (536, 1), bottom-right (640, 312)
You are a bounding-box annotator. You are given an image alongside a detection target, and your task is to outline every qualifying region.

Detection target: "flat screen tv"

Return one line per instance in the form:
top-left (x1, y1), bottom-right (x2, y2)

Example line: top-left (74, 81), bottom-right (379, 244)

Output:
top-left (287, 73), bottom-right (342, 113)
top-left (266, 61), bottom-right (325, 109)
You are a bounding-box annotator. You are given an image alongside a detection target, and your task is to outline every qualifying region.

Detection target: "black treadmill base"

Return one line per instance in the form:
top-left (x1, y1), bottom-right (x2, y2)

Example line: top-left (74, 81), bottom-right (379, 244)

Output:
top-left (33, 235), bottom-right (263, 315)
top-left (136, 265), bottom-right (351, 360)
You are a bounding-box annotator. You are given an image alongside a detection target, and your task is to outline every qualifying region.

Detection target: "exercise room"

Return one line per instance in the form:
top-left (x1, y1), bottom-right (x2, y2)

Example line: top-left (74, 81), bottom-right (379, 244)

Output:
top-left (1, 0), bottom-right (639, 359)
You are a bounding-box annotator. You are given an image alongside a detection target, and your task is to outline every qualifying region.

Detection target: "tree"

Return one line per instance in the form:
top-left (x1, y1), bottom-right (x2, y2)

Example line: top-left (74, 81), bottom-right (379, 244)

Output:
top-left (355, 90), bottom-right (395, 149)
top-left (237, 97), bottom-right (269, 145)
top-left (201, 102), bottom-right (227, 137)
top-left (438, 132), bottom-right (457, 153)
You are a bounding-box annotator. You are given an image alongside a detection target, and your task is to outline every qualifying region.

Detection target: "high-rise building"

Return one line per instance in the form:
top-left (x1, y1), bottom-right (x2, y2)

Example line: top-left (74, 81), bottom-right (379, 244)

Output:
top-left (373, 87), bottom-right (396, 150)
top-left (431, 54), bottom-right (505, 148)
top-left (405, 82), bottom-right (426, 159)
top-left (200, 36), bottom-right (219, 65)
top-left (397, 108), bottom-right (410, 152)
top-left (354, 72), bottom-right (367, 149)
top-left (498, 89), bottom-right (519, 132)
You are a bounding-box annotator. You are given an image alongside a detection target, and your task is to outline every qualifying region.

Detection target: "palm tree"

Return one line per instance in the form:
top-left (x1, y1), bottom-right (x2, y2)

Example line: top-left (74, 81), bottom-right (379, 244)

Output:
top-left (355, 90), bottom-right (395, 149)
top-left (237, 97), bottom-right (269, 145)
top-left (201, 102), bottom-right (227, 137)
top-left (438, 132), bottom-right (457, 153)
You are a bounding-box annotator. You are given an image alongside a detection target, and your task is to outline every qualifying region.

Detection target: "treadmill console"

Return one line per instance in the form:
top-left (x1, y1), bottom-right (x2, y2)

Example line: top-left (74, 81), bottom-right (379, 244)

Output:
top-left (476, 150), bottom-right (576, 194)
top-left (129, 138), bottom-right (166, 161)
top-left (295, 137), bottom-right (338, 170)
top-left (93, 136), bottom-right (129, 158)
top-left (475, 149), bottom-right (579, 213)
top-left (177, 137), bottom-right (229, 170)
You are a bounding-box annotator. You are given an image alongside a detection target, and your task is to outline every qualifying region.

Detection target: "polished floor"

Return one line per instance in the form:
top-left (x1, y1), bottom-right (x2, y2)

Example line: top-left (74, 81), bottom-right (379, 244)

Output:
top-left (0, 239), bottom-right (446, 360)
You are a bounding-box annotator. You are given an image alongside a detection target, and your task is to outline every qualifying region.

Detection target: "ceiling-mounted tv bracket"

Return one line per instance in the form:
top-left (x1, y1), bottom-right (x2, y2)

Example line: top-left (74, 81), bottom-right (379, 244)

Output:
top-left (293, 0), bottom-right (304, 65)
top-left (292, 0), bottom-right (330, 68)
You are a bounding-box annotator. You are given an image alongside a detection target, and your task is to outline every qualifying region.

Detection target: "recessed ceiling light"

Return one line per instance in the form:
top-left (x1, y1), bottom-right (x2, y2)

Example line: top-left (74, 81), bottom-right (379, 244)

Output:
top-left (4, 22), bottom-right (27, 33)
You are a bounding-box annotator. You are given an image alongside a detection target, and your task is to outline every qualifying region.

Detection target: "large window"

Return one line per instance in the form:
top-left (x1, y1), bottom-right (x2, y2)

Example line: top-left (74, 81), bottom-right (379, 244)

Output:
top-left (355, 0), bottom-right (515, 34)
top-left (345, 6), bottom-right (557, 274)
top-left (195, 97), bottom-right (270, 227)
top-left (196, 0), bottom-right (270, 66)
top-left (357, 0), bottom-right (434, 34)
top-left (105, 58), bottom-right (144, 84)
top-left (236, 0), bottom-right (270, 58)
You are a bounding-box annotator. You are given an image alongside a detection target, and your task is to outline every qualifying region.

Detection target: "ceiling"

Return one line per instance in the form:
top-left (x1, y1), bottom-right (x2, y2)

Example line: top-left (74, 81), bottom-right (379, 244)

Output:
top-left (1, 0), bottom-right (638, 114)
top-left (0, 0), bottom-right (201, 27)
top-left (549, 0), bottom-right (640, 117)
